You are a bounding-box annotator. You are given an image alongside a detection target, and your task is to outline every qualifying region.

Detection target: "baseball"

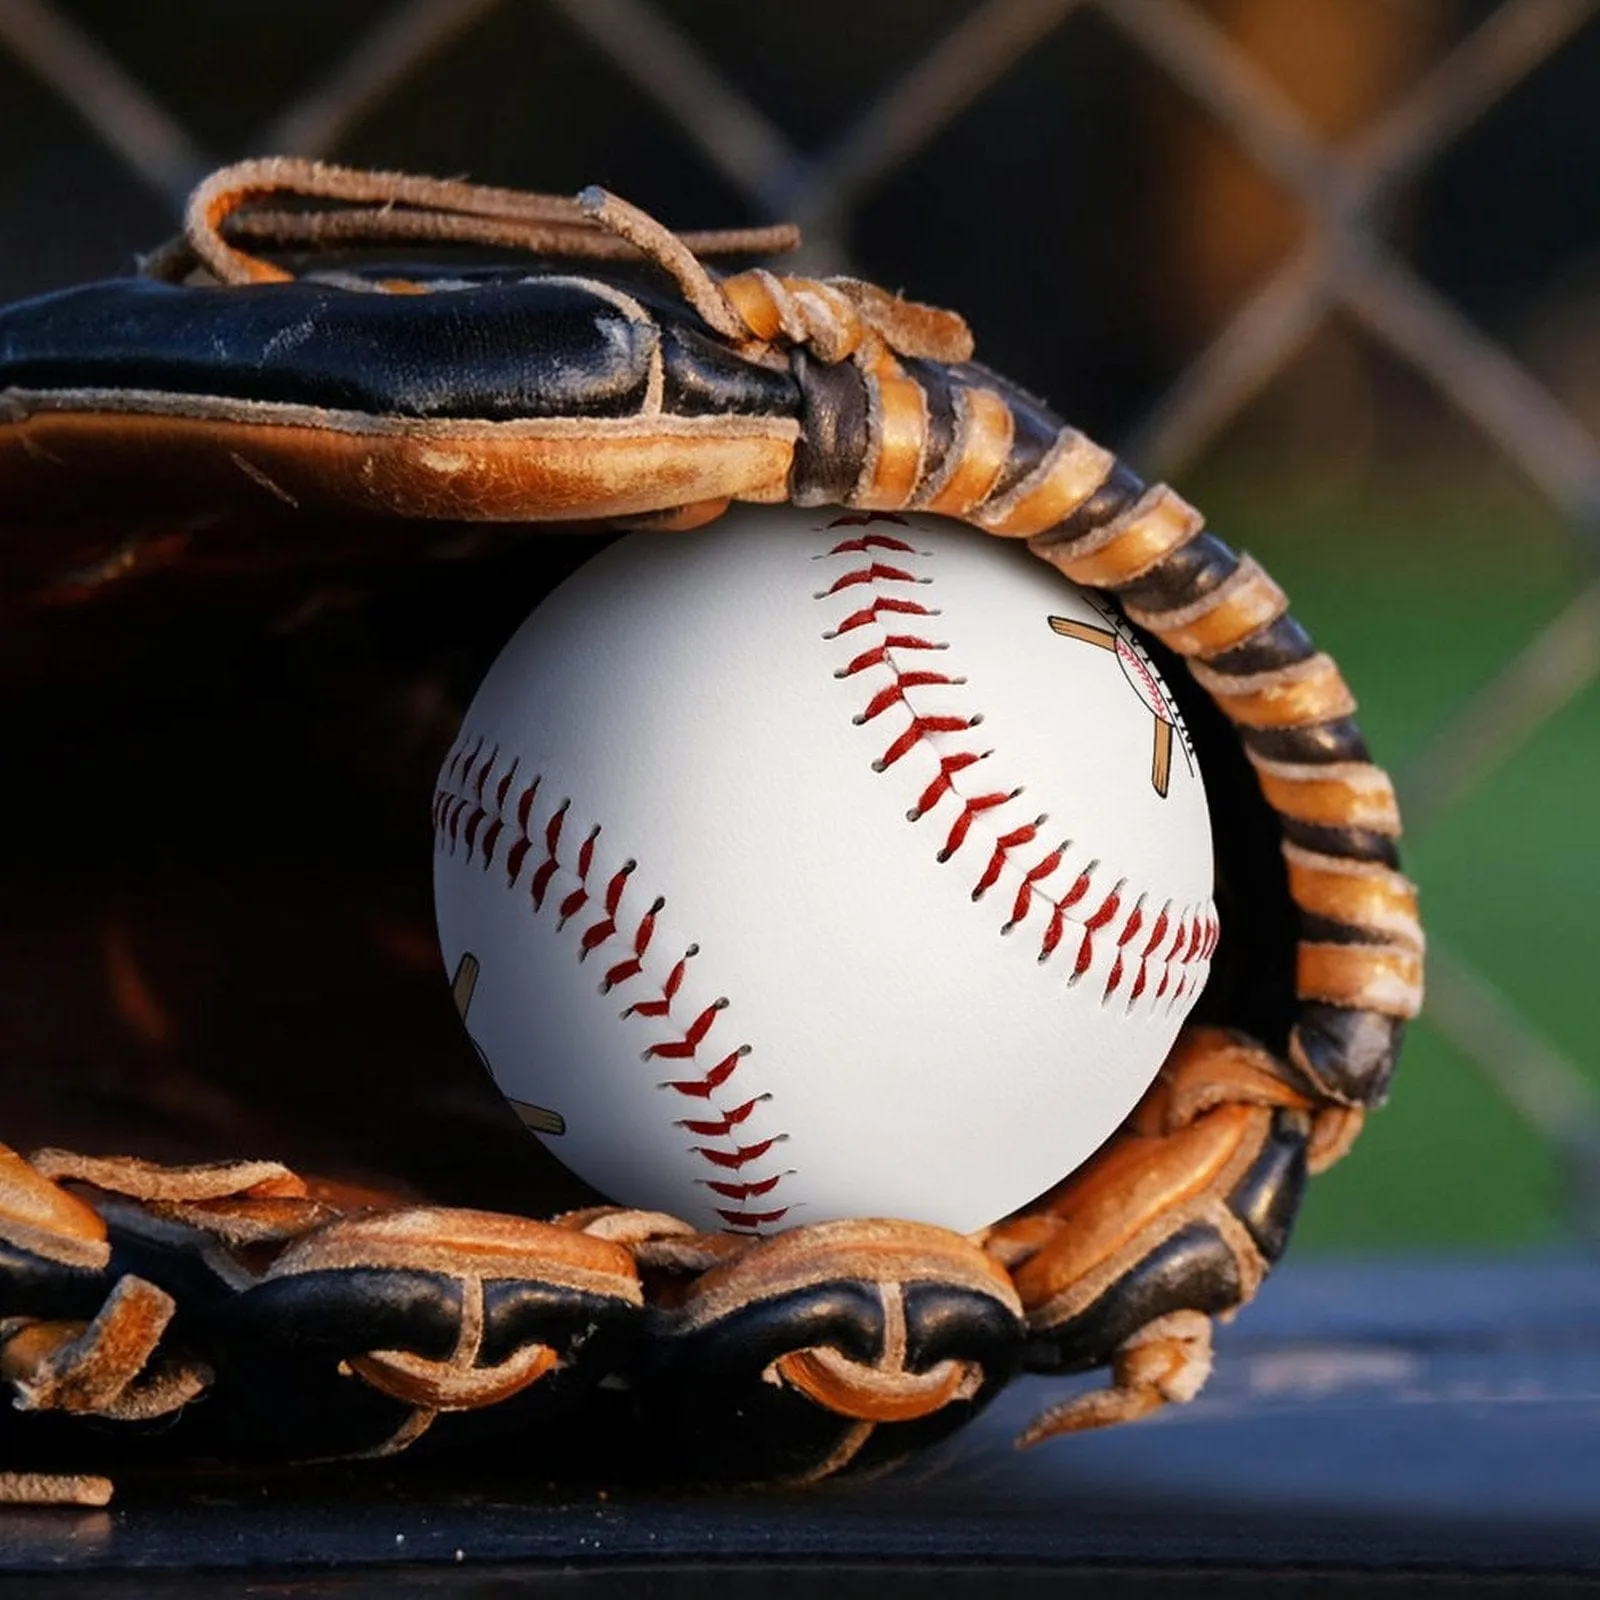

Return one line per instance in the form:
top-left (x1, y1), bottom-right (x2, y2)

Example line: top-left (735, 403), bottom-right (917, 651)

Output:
top-left (432, 506), bottom-right (1217, 1236)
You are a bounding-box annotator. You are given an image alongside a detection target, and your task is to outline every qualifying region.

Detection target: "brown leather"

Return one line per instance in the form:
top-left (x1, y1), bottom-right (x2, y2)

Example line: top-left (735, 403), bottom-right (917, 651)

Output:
top-left (0, 408), bottom-right (798, 526)
top-left (0, 1146), bottom-right (107, 1269)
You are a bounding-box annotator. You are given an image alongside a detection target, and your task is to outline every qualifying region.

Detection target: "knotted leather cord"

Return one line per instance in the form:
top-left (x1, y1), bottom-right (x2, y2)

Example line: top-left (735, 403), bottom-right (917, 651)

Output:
top-left (222, 207), bottom-right (798, 264)
top-left (167, 158), bottom-right (797, 304)
top-left (575, 184), bottom-right (748, 342)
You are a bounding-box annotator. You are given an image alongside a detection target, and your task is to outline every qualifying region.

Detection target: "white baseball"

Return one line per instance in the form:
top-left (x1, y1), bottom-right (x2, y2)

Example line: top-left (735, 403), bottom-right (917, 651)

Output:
top-left (433, 505), bottom-right (1216, 1237)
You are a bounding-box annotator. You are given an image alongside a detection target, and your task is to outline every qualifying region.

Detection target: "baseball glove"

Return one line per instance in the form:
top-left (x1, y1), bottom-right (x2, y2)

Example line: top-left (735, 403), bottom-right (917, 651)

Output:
top-left (0, 160), bottom-right (1423, 1505)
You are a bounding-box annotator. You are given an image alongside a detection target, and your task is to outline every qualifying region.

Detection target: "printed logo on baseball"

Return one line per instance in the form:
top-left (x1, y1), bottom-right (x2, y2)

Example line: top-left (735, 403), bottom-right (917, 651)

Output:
top-left (433, 506), bottom-right (1216, 1236)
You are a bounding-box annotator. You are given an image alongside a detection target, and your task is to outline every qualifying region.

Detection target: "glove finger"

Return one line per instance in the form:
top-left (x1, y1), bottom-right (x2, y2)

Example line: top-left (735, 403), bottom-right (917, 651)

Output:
top-left (200, 1206), bottom-right (642, 1461)
top-left (642, 1218), bottom-right (1022, 1484)
top-left (1009, 1103), bottom-right (1307, 1377)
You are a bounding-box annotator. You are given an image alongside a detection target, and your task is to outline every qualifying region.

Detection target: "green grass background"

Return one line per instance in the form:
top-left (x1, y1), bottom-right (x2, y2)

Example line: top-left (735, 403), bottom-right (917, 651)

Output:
top-left (1186, 471), bottom-right (1599, 1252)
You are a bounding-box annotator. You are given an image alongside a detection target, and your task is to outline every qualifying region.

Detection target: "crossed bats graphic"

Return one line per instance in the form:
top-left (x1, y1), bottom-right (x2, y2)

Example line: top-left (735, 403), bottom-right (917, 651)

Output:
top-left (1047, 615), bottom-right (1181, 798)
top-left (452, 951), bottom-right (567, 1135)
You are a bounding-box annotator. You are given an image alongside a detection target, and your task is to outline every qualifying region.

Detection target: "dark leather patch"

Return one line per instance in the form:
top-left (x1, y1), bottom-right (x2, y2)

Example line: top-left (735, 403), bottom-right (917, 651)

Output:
top-left (791, 353), bottom-right (869, 506)
top-left (1281, 817), bottom-right (1403, 868)
top-left (1031, 460), bottom-right (1145, 548)
top-left (0, 277), bottom-right (666, 420)
top-left (660, 320), bottom-right (801, 418)
top-left (1299, 912), bottom-right (1405, 948)
top-left (644, 1282), bottom-right (881, 1482)
top-left (0, 1242), bottom-right (107, 1320)
top-left (1227, 1108), bottom-right (1308, 1263)
top-left (645, 1277), bottom-right (1017, 1484)
top-left (1025, 1222), bottom-right (1244, 1373)
top-left (220, 1268), bottom-right (463, 1360)
top-left (106, 1229), bottom-right (242, 1320)
top-left (192, 1268), bottom-right (463, 1458)
top-left (950, 360), bottom-right (1059, 503)
top-left (1204, 613), bottom-right (1315, 675)
top-left (1291, 1006), bottom-right (1406, 1106)
top-left (1241, 717), bottom-right (1371, 765)
top-left (1114, 530), bottom-right (1240, 608)
top-left (654, 1282), bottom-right (883, 1378)
top-left (902, 1282), bottom-right (1024, 1375)
top-left (479, 1280), bottom-right (641, 1369)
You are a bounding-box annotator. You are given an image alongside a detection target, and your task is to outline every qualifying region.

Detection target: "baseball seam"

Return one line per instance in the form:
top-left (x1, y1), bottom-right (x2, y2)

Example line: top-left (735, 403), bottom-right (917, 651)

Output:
top-left (433, 734), bottom-right (792, 1232)
top-left (1088, 596), bottom-right (1200, 769)
top-left (817, 525), bottom-right (1217, 1009)
top-left (1112, 628), bottom-right (1173, 723)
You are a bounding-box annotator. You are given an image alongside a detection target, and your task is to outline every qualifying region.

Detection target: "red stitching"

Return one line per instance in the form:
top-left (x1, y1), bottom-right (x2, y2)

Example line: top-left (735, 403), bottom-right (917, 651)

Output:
top-left (937, 788), bottom-right (1011, 858)
top-left (821, 561), bottom-right (924, 595)
top-left (530, 799), bottom-right (566, 911)
top-left (875, 714), bottom-right (975, 772)
top-left (1005, 843), bottom-right (1065, 931)
top-left (1104, 899), bottom-right (1144, 1002)
top-left (579, 860), bottom-right (635, 958)
top-left (912, 750), bottom-right (983, 817)
top-left (828, 595), bottom-right (938, 638)
top-left (839, 635), bottom-right (943, 674)
top-left (703, 1173), bottom-right (784, 1200)
top-left (658, 1048), bottom-right (744, 1099)
top-left (691, 1137), bottom-right (783, 1171)
top-left (828, 532), bottom-right (916, 555)
top-left (855, 673), bottom-right (960, 721)
top-left (1115, 633), bottom-right (1172, 721)
top-left (819, 534), bottom-right (1216, 1006)
top-left (434, 735), bottom-right (790, 1233)
top-left (504, 777), bottom-right (538, 881)
top-left (676, 1095), bottom-right (767, 1136)
top-left (715, 1207), bottom-right (790, 1228)
top-left (642, 998), bottom-right (724, 1059)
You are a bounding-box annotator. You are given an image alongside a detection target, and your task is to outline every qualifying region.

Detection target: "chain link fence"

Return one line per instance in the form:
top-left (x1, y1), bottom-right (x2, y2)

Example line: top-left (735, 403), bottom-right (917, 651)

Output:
top-left (3, 0), bottom-right (1597, 1241)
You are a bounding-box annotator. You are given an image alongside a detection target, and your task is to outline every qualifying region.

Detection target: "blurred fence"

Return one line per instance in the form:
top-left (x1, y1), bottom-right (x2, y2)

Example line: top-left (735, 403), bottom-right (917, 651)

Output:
top-left (2, 0), bottom-right (1598, 1236)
